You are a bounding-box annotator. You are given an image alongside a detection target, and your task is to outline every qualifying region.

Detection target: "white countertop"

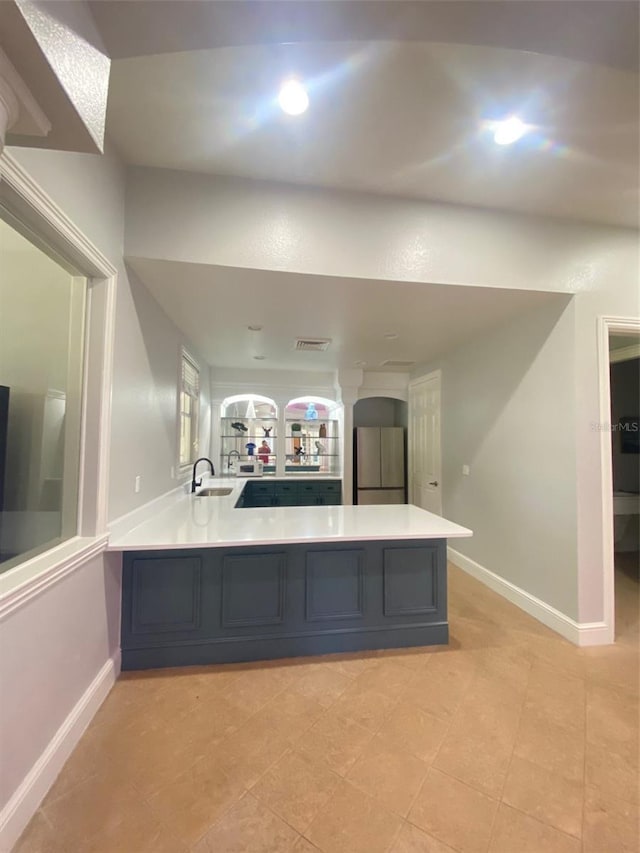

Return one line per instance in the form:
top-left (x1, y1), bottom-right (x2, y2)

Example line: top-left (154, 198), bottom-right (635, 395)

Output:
top-left (107, 477), bottom-right (472, 551)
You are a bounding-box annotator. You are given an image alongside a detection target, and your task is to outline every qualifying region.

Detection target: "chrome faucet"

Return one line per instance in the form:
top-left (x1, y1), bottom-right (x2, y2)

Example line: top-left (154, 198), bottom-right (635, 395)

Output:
top-left (227, 449), bottom-right (241, 472)
top-left (191, 457), bottom-right (215, 493)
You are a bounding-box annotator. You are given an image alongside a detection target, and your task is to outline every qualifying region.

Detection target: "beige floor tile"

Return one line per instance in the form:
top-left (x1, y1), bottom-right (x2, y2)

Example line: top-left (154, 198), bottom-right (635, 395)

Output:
top-left (349, 660), bottom-right (415, 698)
top-left (296, 708), bottom-right (375, 776)
top-left (82, 800), bottom-right (189, 853)
top-left (403, 651), bottom-right (477, 720)
top-left (221, 665), bottom-right (294, 714)
top-left (347, 736), bottom-right (429, 816)
top-left (12, 810), bottom-right (69, 853)
top-left (146, 755), bottom-right (246, 847)
top-left (514, 707), bottom-right (585, 783)
top-left (251, 749), bottom-right (340, 833)
top-left (293, 836), bottom-right (321, 852)
top-left (42, 767), bottom-right (139, 849)
top-left (475, 646), bottom-right (532, 692)
top-left (488, 804), bottom-right (581, 853)
top-left (290, 665), bottom-right (352, 707)
top-left (193, 792), bottom-right (299, 853)
top-left (462, 672), bottom-right (527, 719)
top-left (114, 719), bottom-right (211, 796)
top-left (205, 717), bottom-right (291, 788)
top-left (523, 664), bottom-right (585, 731)
top-left (377, 701), bottom-right (450, 762)
top-left (38, 732), bottom-right (100, 805)
top-left (502, 755), bottom-right (584, 838)
top-left (15, 563), bottom-right (639, 852)
top-left (376, 646), bottom-right (436, 671)
top-left (408, 768), bottom-right (498, 853)
top-left (586, 681), bottom-right (639, 753)
top-left (320, 652), bottom-right (381, 679)
top-left (306, 779), bottom-right (403, 853)
top-left (390, 821), bottom-right (458, 853)
top-left (583, 645), bottom-right (640, 696)
top-left (585, 741), bottom-right (640, 804)
top-left (448, 614), bottom-right (508, 650)
top-left (523, 634), bottom-right (587, 680)
top-left (583, 785), bottom-right (640, 853)
top-left (433, 734), bottom-right (514, 800)
top-left (433, 702), bottom-right (520, 798)
top-left (330, 681), bottom-right (399, 732)
top-left (252, 688), bottom-right (325, 744)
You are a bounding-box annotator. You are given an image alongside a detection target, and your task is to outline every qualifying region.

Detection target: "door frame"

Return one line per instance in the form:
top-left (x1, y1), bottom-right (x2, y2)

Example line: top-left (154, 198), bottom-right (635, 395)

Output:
top-left (408, 370), bottom-right (442, 515)
top-left (597, 315), bottom-right (640, 643)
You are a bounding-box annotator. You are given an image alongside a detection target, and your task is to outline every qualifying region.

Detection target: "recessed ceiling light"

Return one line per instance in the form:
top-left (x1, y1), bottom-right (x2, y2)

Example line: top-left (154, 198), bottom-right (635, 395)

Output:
top-left (383, 332), bottom-right (399, 340)
top-left (354, 360), bottom-right (367, 367)
top-left (278, 78), bottom-right (309, 116)
top-left (253, 355), bottom-right (266, 360)
top-left (247, 325), bottom-right (263, 332)
top-left (492, 115), bottom-right (529, 146)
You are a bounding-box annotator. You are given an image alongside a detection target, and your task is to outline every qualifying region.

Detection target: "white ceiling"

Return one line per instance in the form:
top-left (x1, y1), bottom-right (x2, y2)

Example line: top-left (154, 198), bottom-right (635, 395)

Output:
top-left (92, 1), bottom-right (635, 375)
top-left (106, 39), bottom-right (638, 228)
top-left (127, 257), bottom-right (565, 372)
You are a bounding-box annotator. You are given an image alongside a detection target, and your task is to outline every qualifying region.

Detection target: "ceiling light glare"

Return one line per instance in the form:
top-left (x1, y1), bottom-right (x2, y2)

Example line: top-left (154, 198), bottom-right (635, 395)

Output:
top-left (278, 79), bottom-right (309, 116)
top-left (493, 115), bottom-right (528, 145)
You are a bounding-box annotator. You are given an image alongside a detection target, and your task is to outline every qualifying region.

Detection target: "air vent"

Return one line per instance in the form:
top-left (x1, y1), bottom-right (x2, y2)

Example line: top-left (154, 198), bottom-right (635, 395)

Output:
top-left (379, 359), bottom-right (415, 368)
top-left (295, 338), bottom-right (331, 352)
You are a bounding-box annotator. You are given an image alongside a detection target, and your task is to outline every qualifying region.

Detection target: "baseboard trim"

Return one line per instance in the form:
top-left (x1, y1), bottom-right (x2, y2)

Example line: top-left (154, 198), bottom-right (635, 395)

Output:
top-left (0, 651), bottom-right (121, 853)
top-left (447, 548), bottom-right (613, 647)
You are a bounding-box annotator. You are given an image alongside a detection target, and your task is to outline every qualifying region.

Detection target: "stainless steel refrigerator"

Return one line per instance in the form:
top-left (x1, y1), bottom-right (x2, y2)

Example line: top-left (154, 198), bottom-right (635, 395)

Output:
top-left (355, 427), bottom-right (406, 504)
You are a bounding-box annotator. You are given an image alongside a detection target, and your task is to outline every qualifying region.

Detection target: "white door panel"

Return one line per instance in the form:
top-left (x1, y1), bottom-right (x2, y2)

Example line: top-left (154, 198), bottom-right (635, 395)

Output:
top-left (408, 372), bottom-right (442, 515)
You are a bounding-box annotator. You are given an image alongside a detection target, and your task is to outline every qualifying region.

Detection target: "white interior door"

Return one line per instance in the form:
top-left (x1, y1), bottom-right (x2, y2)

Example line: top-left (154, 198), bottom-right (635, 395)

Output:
top-left (408, 371), bottom-right (442, 514)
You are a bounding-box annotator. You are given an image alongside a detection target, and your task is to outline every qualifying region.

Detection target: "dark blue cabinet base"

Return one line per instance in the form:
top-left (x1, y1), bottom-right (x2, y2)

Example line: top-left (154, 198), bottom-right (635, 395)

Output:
top-left (121, 538), bottom-right (448, 670)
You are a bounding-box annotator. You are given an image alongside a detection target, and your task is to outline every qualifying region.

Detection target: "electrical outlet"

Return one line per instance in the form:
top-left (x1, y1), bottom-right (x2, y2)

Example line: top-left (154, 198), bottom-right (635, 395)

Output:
top-left (135, 475), bottom-right (141, 493)
top-left (462, 465), bottom-right (470, 476)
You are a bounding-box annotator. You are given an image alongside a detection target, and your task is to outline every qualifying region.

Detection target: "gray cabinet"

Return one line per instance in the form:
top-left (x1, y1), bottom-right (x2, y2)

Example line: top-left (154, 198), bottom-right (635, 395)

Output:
top-left (241, 479), bottom-right (342, 507)
top-left (120, 538), bottom-right (448, 669)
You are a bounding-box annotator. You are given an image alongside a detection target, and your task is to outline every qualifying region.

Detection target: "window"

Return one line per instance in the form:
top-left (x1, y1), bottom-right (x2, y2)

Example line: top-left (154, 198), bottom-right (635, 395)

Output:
top-left (0, 215), bottom-right (86, 572)
top-left (179, 350), bottom-right (200, 467)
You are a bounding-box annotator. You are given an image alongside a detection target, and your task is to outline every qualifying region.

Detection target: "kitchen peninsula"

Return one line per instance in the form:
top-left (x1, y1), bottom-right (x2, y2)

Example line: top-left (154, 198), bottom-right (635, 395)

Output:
top-left (108, 478), bottom-right (472, 670)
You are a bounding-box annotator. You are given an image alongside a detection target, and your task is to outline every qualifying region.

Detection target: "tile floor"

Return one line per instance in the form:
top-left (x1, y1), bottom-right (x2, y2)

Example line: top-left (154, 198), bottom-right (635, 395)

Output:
top-left (15, 562), bottom-right (640, 853)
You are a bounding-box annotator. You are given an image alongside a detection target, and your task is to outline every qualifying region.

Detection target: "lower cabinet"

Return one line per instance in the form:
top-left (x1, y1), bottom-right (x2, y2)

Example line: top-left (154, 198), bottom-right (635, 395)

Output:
top-left (120, 538), bottom-right (448, 669)
top-left (241, 479), bottom-right (342, 507)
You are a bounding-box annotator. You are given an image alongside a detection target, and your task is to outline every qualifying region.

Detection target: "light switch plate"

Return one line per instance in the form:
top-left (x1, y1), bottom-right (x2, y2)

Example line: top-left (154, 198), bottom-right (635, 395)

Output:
top-left (135, 475), bottom-right (141, 493)
top-left (462, 465), bottom-right (470, 476)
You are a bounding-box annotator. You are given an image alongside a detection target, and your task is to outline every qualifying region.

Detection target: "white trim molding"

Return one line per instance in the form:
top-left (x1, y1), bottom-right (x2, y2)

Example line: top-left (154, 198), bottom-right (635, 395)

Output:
top-left (609, 342), bottom-right (640, 364)
top-left (0, 652), bottom-right (120, 853)
top-left (448, 548), bottom-right (610, 647)
top-left (597, 315), bottom-right (640, 647)
top-left (0, 535), bottom-right (109, 620)
top-left (0, 149), bottom-right (117, 560)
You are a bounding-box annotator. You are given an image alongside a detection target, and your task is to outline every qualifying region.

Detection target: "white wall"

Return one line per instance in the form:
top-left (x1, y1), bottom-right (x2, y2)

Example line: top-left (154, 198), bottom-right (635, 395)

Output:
top-left (11, 146), bottom-right (211, 521)
top-left (0, 143), bottom-right (210, 848)
top-left (414, 297), bottom-right (579, 618)
top-left (127, 165), bottom-right (639, 625)
top-left (0, 550), bottom-right (121, 813)
top-left (126, 166), bottom-right (622, 295)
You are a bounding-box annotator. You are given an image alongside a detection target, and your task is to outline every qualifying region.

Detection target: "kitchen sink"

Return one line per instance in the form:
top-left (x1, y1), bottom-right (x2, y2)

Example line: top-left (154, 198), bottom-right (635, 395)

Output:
top-left (196, 487), bottom-right (233, 497)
